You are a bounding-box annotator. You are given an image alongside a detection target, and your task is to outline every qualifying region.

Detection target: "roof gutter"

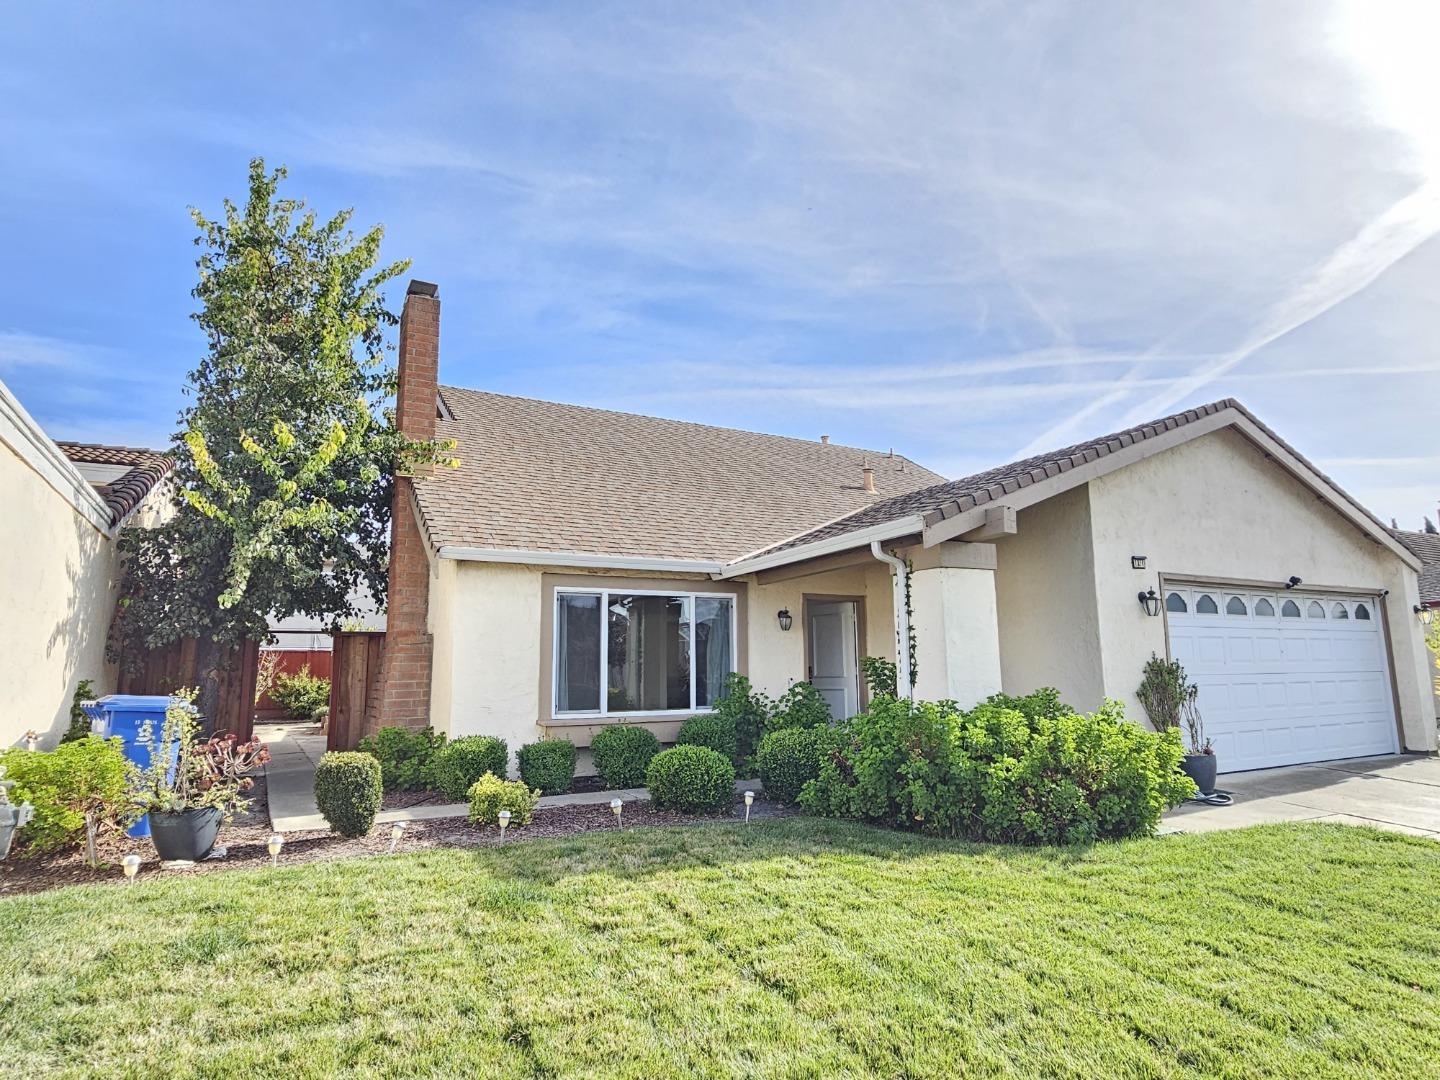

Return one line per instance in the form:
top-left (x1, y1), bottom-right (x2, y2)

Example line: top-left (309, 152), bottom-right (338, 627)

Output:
top-left (870, 541), bottom-right (913, 699)
top-left (436, 545), bottom-right (726, 575)
top-left (714, 515), bottom-right (926, 579)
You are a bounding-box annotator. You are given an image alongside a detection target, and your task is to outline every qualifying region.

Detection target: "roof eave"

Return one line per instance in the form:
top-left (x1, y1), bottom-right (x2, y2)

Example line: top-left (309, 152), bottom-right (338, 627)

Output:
top-left (715, 515), bottom-right (927, 579)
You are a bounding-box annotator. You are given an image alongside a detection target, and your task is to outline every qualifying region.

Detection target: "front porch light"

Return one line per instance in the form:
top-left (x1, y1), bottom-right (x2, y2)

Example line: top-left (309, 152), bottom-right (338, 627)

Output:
top-left (1131, 555), bottom-right (1147, 570)
top-left (1137, 589), bottom-right (1161, 617)
top-left (1416, 604), bottom-right (1433, 625)
top-left (776, 608), bottom-right (792, 632)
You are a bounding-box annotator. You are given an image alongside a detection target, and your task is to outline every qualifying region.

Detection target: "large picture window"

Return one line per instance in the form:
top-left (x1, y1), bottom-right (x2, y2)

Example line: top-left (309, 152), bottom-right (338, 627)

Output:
top-left (553, 588), bottom-right (735, 715)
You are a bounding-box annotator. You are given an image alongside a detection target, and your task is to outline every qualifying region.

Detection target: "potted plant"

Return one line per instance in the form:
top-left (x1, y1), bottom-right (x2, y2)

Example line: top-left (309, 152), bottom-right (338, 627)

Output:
top-left (131, 694), bottom-right (270, 862)
top-left (1137, 653), bottom-right (1217, 794)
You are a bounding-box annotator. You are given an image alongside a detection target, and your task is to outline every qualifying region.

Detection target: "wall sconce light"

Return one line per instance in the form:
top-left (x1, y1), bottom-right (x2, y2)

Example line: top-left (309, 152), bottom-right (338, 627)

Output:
top-left (1415, 604), bottom-right (1433, 625)
top-left (777, 609), bottom-right (792, 632)
top-left (1285, 576), bottom-right (1302, 589)
top-left (1137, 589), bottom-right (1161, 617)
top-left (1131, 555), bottom-right (1147, 570)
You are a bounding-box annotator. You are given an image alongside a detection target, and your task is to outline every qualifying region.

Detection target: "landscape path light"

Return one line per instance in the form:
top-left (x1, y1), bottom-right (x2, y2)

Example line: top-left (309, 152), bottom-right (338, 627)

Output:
top-left (610, 798), bottom-right (623, 827)
top-left (122, 853), bottom-right (141, 885)
top-left (498, 809), bottom-right (512, 842)
top-left (267, 833), bottom-right (284, 869)
top-left (389, 821), bottom-right (407, 854)
top-left (744, 790), bottom-right (755, 825)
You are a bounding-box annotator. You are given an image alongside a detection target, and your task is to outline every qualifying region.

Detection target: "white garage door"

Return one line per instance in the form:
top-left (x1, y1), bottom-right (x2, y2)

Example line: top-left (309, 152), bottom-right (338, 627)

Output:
top-left (1164, 586), bottom-right (1399, 772)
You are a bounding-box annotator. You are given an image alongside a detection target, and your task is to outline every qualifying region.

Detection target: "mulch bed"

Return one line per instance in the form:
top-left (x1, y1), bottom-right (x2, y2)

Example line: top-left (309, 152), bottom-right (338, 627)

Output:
top-left (0, 776), bottom-right (795, 897)
top-left (378, 773), bottom-right (613, 811)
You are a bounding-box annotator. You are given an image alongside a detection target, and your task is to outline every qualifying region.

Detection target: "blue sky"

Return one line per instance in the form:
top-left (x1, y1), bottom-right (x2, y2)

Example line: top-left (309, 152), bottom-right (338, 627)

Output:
top-left (2, 1), bottom-right (1438, 524)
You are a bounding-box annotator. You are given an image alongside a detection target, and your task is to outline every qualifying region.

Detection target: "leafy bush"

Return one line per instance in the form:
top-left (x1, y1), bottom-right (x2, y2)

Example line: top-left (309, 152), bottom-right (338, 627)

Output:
top-left (860, 656), bottom-right (898, 699)
top-left (518, 739), bottom-right (577, 795)
top-left (590, 725), bottom-right (660, 789)
top-left (646, 745), bottom-right (736, 813)
top-left (426, 736), bottom-right (508, 800)
top-left (61, 678), bottom-right (97, 743)
top-left (755, 726), bottom-right (825, 804)
top-left (712, 673), bottom-right (773, 768)
top-left (356, 726), bottom-right (446, 792)
top-left (676, 712), bottom-right (739, 764)
top-left (800, 689), bottom-right (1195, 844)
top-left (467, 774), bottom-right (540, 826)
top-left (314, 752), bottom-right (382, 838)
top-left (271, 664), bottom-right (332, 721)
top-left (0, 737), bottom-right (135, 857)
top-left (770, 681), bottom-right (832, 731)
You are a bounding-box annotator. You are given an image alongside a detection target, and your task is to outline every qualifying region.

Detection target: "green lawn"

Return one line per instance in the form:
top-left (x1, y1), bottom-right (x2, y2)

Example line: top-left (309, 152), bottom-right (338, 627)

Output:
top-left (2, 820), bottom-right (1438, 1079)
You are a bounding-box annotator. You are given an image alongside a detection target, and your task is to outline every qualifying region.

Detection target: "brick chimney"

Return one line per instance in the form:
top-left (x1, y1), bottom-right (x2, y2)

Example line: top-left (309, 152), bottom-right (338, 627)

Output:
top-left (365, 280), bottom-right (441, 736)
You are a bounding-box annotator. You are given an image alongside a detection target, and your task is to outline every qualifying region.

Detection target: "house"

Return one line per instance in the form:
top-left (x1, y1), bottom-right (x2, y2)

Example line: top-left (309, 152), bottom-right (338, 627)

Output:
top-left (0, 378), bottom-right (173, 746)
top-left (364, 280), bottom-right (1438, 775)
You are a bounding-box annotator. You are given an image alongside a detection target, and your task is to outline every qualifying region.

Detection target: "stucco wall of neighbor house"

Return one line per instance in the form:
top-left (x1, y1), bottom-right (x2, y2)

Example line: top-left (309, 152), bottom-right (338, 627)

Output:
top-left (745, 561), bottom-right (895, 703)
top-left (1086, 426), bottom-right (1437, 753)
top-left (993, 484), bottom-right (1106, 711)
top-left (0, 443), bottom-right (119, 747)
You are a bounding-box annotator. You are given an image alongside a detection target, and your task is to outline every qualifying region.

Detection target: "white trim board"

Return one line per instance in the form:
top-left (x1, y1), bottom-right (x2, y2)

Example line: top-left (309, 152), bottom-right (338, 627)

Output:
top-left (0, 377), bottom-right (114, 535)
top-left (437, 545), bottom-right (726, 574)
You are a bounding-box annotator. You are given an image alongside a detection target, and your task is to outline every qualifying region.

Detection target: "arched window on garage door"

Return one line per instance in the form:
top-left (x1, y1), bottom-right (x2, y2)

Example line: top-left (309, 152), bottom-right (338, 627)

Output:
top-left (1255, 598), bottom-right (1275, 616)
top-left (1332, 603), bottom-right (1349, 619)
top-left (1281, 599), bottom-right (1301, 617)
top-left (1355, 603), bottom-right (1371, 620)
top-left (1195, 594), bottom-right (1218, 614)
top-left (1307, 600), bottom-right (1326, 618)
top-left (1165, 592), bottom-right (1187, 613)
top-left (1225, 596), bottom-right (1247, 615)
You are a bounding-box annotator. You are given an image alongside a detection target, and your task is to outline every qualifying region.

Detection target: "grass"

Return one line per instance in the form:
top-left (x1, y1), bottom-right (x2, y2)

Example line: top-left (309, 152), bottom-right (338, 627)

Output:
top-left (2, 820), bottom-right (1439, 1079)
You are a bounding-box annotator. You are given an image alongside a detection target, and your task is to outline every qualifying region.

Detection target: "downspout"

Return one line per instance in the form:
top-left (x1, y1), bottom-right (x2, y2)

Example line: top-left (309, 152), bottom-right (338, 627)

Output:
top-left (870, 541), bottom-right (913, 698)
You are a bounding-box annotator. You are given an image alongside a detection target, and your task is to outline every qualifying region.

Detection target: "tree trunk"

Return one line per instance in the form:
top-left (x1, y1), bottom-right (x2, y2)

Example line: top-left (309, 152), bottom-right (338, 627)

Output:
top-left (194, 636), bottom-right (226, 736)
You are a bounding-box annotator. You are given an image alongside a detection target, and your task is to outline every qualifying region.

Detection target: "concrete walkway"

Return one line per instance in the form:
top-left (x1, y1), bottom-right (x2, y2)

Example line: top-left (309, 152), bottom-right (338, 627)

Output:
top-left (262, 723), bottom-right (761, 832)
top-left (1164, 754), bottom-right (1440, 838)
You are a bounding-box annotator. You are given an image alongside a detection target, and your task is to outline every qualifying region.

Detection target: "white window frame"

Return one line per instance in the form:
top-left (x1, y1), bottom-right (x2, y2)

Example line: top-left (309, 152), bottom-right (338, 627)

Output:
top-left (552, 586), bottom-right (738, 718)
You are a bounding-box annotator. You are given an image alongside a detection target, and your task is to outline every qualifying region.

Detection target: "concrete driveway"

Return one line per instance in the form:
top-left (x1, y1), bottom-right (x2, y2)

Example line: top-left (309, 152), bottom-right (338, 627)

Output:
top-left (1164, 754), bottom-right (1440, 838)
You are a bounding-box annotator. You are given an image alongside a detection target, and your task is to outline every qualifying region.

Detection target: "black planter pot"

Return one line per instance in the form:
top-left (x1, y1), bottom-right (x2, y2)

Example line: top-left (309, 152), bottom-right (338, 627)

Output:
top-left (1180, 753), bottom-right (1218, 796)
top-left (149, 807), bottom-right (222, 862)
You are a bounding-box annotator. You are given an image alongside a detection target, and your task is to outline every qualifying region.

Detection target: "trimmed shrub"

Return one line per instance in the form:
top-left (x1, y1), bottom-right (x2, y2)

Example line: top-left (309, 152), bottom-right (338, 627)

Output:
top-left (712, 673), bottom-right (773, 769)
top-left (356, 726), bottom-right (445, 792)
top-left (800, 689), bottom-right (1195, 844)
top-left (0, 737), bottom-right (134, 856)
top-left (426, 736), bottom-right (508, 800)
top-left (590, 725), bottom-right (660, 789)
top-left (518, 739), bottom-right (577, 795)
top-left (271, 664), bottom-right (332, 721)
top-left (676, 712), bottom-right (738, 764)
top-left (467, 774), bottom-right (540, 826)
top-left (646, 745), bottom-right (736, 813)
top-left (755, 726), bottom-right (824, 804)
top-left (314, 752), bottom-right (383, 838)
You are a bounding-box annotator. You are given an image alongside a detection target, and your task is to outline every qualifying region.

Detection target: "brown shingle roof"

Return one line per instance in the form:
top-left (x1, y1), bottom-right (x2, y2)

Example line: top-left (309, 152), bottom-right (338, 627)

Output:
top-left (742, 398), bottom-right (1405, 561)
top-left (410, 388), bottom-right (946, 562)
top-left (56, 442), bottom-right (173, 528)
top-left (1391, 529), bottom-right (1440, 605)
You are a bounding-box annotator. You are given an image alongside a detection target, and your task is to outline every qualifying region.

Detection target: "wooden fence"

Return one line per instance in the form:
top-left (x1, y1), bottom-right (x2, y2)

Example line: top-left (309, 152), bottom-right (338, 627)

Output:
top-left (255, 648), bottom-right (334, 721)
top-left (327, 631), bottom-right (386, 751)
top-left (117, 638), bottom-right (261, 741)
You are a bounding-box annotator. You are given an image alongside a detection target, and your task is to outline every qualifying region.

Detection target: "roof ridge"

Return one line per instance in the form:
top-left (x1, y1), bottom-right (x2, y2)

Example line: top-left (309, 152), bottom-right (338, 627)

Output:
top-left (437, 384), bottom-right (931, 467)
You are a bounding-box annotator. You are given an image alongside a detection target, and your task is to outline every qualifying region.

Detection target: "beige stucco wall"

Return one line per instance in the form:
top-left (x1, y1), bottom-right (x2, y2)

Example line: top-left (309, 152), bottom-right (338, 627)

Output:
top-left (994, 484), bottom-right (1105, 709)
top-left (1085, 426), bottom-right (1435, 752)
top-left (0, 442), bottom-right (120, 747)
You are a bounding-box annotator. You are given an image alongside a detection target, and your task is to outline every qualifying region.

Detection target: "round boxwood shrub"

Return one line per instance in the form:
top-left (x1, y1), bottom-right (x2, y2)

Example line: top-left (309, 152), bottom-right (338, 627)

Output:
top-left (517, 738), bottom-right (577, 795)
top-left (590, 725), bottom-right (660, 789)
top-left (675, 712), bottom-right (738, 764)
top-left (355, 726), bottom-right (445, 792)
top-left (756, 726), bottom-right (824, 804)
top-left (467, 774), bottom-right (540, 827)
top-left (314, 752), bottom-right (383, 838)
top-left (426, 735), bottom-right (508, 801)
top-left (646, 745), bottom-right (736, 813)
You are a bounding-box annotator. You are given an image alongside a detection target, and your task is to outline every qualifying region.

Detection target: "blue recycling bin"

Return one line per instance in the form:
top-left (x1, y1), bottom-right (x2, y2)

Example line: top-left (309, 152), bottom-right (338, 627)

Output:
top-left (82, 695), bottom-right (181, 838)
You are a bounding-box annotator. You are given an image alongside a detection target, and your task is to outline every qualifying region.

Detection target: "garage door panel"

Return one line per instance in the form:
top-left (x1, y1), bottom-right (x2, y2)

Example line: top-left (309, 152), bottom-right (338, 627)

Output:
top-left (1166, 587), bottom-right (1398, 771)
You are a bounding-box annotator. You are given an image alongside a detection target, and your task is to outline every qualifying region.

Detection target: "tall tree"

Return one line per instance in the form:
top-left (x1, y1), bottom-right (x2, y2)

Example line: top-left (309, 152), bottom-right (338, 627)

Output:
top-left (111, 159), bottom-right (447, 722)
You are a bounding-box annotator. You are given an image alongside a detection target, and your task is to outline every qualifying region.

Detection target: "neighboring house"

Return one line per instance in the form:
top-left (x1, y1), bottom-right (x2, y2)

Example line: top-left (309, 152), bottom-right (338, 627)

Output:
top-left (363, 280), bottom-right (1437, 775)
top-left (1390, 527), bottom-right (1440, 720)
top-left (0, 378), bottom-right (173, 747)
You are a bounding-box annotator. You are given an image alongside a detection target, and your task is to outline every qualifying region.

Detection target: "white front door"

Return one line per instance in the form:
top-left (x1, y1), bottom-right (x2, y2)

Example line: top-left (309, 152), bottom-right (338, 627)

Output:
top-left (808, 600), bottom-right (860, 719)
top-left (1165, 586), bottom-right (1400, 771)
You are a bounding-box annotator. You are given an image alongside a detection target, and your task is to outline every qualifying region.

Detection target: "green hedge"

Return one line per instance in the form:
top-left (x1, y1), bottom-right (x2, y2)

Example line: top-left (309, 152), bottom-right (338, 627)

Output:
top-left (314, 752), bottom-right (383, 838)
top-left (518, 739), bottom-right (577, 795)
top-left (467, 774), bottom-right (540, 827)
top-left (646, 745), bottom-right (736, 813)
top-left (755, 727), bottom-right (824, 805)
top-left (675, 713), bottom-right (738, 764)
top-left (355, 726), bottom-right (445, 792)
top-left (0, 737), bottom-right (134, 856)
top-left (590, 726), bottom-right (660, 789)
top-left (426, 736), bottom-right (508, 801)
top-left (799, 688), bottom-right (1195, 844)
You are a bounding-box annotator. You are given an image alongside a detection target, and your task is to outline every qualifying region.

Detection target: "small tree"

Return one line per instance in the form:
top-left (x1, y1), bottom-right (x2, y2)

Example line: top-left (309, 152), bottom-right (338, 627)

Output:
top-left (110, 160), bottom-right (452, 721)
top-left (1137, 653), bottom-right (1207, 754)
